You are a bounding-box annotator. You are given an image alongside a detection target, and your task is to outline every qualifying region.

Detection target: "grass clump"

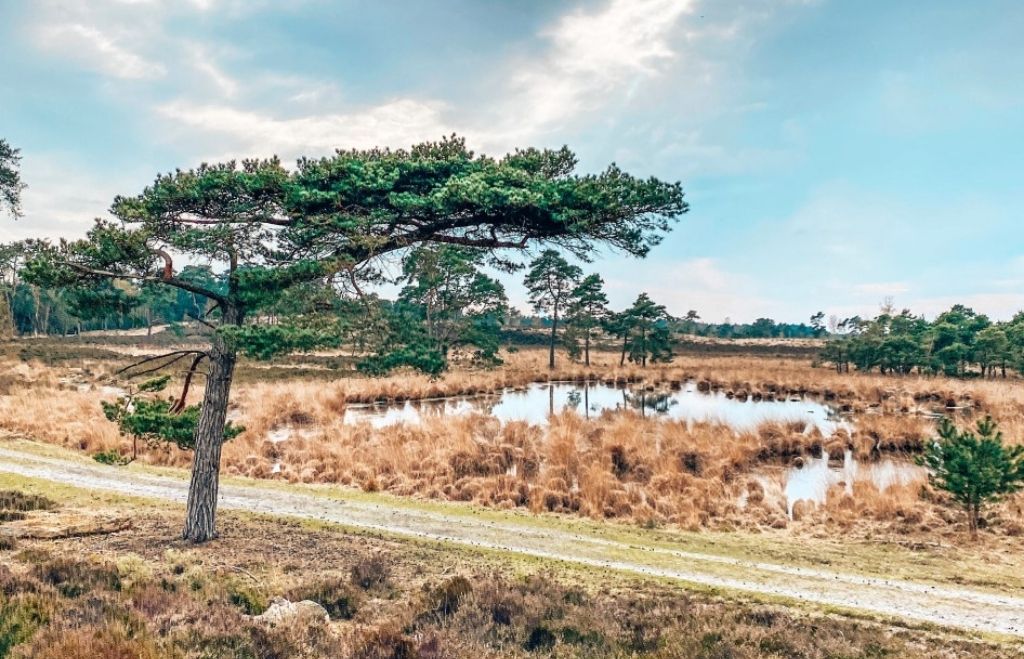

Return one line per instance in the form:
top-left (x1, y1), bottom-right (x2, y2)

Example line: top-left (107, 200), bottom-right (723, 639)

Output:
top-left (429, 575), bottom-right (472, 617)
top-left (225, 579), bottom-right (268, 616)
top-left (24, 622), bottom-right (164, 659)
top-left (0, 595), bottom-right (51, 657)
top-left (350, 554), bottom-right (391, 590)
top-left (31, 556), bottom-right (121, 599)
top-left (0, 490), bottom-right (56, 513)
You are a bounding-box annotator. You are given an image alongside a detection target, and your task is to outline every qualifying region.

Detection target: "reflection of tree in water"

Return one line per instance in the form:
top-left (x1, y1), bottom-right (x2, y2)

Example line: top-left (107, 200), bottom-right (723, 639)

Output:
top-left (562, 384), bottom-right (595, 418)
top-left (623, 389), bottom-right (677, 416)
top-left (411, 394), bottom-right (500, 420)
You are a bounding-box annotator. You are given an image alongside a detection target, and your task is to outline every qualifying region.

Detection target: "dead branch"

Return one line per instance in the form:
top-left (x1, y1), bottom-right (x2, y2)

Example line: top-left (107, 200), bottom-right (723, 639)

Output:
top-left (170, 353), bottom-right (208, 414)
top-left (114, 350), bottom-right (208, 378)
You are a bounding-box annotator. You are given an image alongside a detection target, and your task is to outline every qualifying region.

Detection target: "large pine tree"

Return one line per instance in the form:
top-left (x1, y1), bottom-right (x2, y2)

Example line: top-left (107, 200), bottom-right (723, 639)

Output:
top-left (23, 136), bottom-right (687, 542)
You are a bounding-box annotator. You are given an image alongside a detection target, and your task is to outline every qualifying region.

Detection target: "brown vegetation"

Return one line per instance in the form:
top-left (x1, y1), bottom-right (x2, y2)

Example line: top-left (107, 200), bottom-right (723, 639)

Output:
top-left (3, 346), bottom-right (1024, 542)
top-left (0, 506), bottom-right (1015, 658)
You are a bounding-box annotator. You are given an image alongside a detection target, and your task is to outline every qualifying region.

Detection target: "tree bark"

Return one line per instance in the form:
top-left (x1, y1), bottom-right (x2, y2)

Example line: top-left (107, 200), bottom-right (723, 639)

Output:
top-left (182, 328), bottom-right (237, 543)
top-left (584, 329), bottom-right (590, 367)
top-left (548, 308), bottom-right (558, 369)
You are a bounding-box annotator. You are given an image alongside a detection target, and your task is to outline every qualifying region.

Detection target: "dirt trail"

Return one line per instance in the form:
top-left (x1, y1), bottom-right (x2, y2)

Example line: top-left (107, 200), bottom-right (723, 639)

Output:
top-left (1, 445), bottom-right (1023, 637)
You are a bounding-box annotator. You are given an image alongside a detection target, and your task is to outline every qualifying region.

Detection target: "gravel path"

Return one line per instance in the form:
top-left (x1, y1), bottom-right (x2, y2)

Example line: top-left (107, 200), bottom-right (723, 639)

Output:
top-left (2, 445), bottom-right (1023, 637)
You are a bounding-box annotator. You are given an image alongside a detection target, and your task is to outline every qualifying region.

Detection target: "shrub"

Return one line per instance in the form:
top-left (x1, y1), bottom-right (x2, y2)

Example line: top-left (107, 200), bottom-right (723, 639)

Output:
top-left (226, 581), bottom-right (268, 616)
top-left (920, 416), bottom-right (1024, 537)
top-left (429, 576), bottom-right (472, 617)
top-left (32, 557), bottom-right (121, 598)
top-left (523, 625), bottom-right (556, 652)
top-left (559, 626), bottom-right (603, 647)
top-left (0, 594), bottom-right (50, 657)
top-left (93, 450), bottom-right (130, 466)
top-left (287, 576), bottom-right (358, 620)
top-left (350, 555), bottom-right (391, 590)
top-left (0, 490), bottom-right (56, 512)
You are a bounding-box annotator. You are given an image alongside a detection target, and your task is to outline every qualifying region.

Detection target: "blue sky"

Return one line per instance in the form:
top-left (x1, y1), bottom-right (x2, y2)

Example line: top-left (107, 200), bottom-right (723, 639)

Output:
top-left (1, 0), bottom-right (1022, 323)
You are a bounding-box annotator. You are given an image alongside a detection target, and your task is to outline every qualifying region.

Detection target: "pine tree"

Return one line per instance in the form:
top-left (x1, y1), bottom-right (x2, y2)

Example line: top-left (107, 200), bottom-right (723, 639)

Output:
top-left (566, 274), bottom-right (609, 366)
top-left (396, 244), bottom-right (507, 366)
top-left (22, 136), bottom-right (686, 541)
top-left (622, 293), bottom-right (674, 367)
top-left (920, 417), bottom-right (1024, 538)
top-left (524, 250), bottom-right (582, 369)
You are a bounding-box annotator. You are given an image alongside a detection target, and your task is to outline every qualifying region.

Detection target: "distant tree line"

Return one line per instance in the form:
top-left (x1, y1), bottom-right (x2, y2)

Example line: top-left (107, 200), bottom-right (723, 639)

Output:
top-left (1, 239), bottom-right (686, 371)
top-left (820, 305), bottom-right (1024, 378)
top-left (1, 241), bottom-right (222, 337)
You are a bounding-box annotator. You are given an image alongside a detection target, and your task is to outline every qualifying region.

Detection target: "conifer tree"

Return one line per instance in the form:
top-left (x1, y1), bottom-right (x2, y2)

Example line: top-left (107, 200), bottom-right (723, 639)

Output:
top-left (920, 417), bottom-right (1024, 538)
top-left (566, 274), bottom-right (609, 366)
top-left (22, 136), bottom-right (686, 541)
top-left (524, 250), bottom-right (582, 369)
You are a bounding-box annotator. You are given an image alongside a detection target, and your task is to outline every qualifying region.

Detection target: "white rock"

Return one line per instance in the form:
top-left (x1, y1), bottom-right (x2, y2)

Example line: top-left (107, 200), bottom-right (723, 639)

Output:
top-left (255, 597), bottom-right (329, 626)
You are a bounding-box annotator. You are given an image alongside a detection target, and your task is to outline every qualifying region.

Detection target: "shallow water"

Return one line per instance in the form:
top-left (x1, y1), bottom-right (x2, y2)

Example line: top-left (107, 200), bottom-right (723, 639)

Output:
top-left (783, 450), bottom-right (926, 517)
top-left (342, 381), bottom-right (848, 433)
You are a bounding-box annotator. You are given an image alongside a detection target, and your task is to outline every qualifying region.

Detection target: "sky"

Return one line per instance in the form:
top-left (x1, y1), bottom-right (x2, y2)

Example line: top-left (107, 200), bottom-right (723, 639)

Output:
top-left (1, 0), bottom-right (1022, 323)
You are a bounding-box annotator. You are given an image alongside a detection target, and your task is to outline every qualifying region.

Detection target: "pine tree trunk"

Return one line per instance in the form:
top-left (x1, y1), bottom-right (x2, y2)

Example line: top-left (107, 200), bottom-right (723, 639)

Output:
top-left (182, 331), bottom-right (237, 543)
top-left (584, 330), bottom-right (590, 367)
top-left (548, 310), bottom-right (558, 369)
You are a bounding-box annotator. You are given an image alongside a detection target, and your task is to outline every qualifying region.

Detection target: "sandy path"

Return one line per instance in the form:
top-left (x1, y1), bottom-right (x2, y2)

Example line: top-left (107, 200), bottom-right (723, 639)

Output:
top-left (1, 445), bottom-right (1022, 637)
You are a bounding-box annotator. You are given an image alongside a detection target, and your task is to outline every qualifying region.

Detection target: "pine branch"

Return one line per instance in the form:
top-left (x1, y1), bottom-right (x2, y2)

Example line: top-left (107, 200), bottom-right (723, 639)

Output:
top-left (115, 350), bottom-right (208, 378)
top-left (64, 262), bottom-right (228, 305)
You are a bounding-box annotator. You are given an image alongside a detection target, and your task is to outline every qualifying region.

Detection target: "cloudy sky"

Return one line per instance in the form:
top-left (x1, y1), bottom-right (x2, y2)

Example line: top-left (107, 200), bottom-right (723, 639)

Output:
top-left (1, 0), bottom-right (1022, 323)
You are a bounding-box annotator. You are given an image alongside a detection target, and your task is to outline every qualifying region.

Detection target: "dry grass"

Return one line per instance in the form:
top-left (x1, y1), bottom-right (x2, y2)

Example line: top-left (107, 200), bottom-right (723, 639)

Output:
top-left (3, 347), bottom-right (1024, 541)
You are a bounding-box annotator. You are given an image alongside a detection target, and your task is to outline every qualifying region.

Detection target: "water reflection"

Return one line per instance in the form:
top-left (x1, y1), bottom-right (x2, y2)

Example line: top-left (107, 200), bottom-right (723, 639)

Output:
top-left (783, 450), bottom-right (926, 518)
top-left (342, 381), bottom-right (847, 433)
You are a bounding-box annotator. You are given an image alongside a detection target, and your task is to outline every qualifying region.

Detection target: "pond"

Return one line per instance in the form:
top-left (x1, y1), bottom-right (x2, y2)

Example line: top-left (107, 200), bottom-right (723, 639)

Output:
top-left (342, 381), bottom-right (849, 434)
top-left (782, 450), bottom-right (926, 517)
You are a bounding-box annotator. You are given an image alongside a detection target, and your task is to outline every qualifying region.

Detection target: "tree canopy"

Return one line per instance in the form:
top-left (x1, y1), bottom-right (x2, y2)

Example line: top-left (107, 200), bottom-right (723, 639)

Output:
top-left (820, 305), bottom-right (1024, 377)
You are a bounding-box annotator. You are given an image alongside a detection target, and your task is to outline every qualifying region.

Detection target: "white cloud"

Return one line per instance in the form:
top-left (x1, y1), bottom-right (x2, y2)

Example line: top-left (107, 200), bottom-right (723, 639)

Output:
top-left (851, 281), bottom-right (910, 297)
top-left (477, 0), bottom-right (693, 148)
top-left (147, 0), bottom-right (699, 159)
top-left (36, 23), bottom-right (166, 80)
top-left (0, 154), bottom-right (136, 243)
top-left (605, 257), bottom-right (777, 322)
top-left (187, 44), bottom-right (239, 98)
top-left (156, 98), bottom-right (451, 162)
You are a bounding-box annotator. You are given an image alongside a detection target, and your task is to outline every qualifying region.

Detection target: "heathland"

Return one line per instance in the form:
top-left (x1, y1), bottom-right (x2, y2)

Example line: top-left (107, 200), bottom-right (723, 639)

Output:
top-left (1, 335), bottom-right (1024, 656)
